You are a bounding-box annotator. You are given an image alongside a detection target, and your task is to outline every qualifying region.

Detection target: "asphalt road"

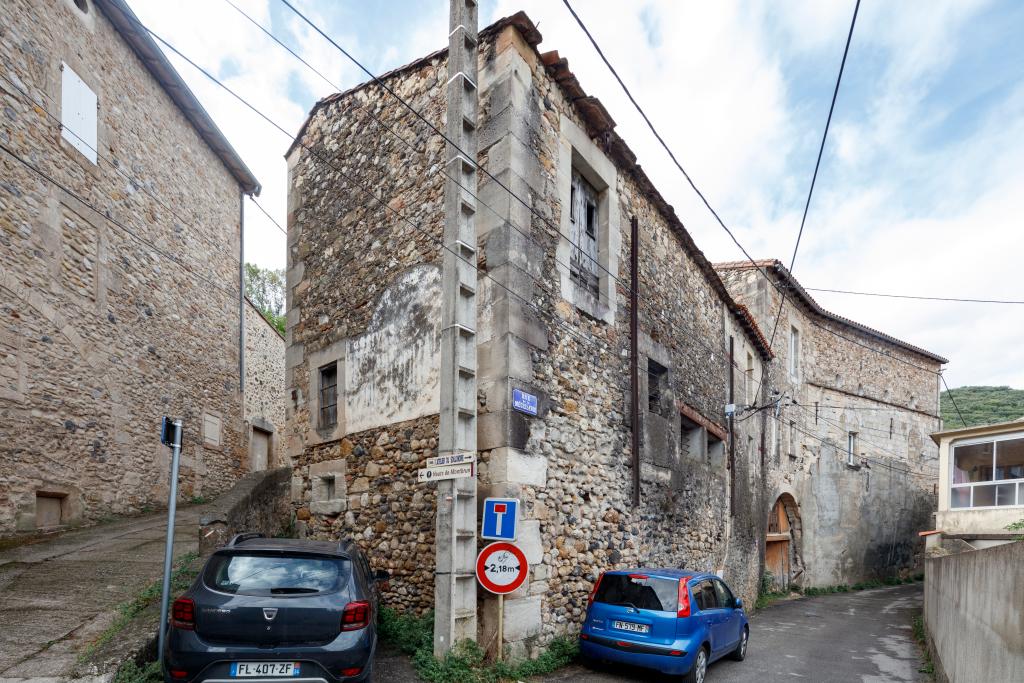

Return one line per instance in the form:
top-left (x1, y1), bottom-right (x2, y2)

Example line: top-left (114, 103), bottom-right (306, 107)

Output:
top-left (543, 583), bottom-right (928, 683)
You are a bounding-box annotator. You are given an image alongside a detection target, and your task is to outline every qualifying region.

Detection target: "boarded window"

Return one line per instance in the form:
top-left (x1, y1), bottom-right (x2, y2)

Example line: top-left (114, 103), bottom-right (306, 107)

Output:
top-left (203, 413), bottom-right (222, 448)
top-left (61, 63), bottom-right (97, 164)
top-left (569, 169), bottom-right (599, 297)
top-left (319, 363), bottom-right (338, 429)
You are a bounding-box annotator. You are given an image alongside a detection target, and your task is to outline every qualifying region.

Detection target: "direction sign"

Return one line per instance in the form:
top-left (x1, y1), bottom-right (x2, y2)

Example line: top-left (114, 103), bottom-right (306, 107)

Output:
top-left (425, 452), bottom-right (476, 468)
top-left (475, 542), bottom-right (529, 594)
top-left (481, 497), bottom-right (519, 541)
top-left (417, 462), bottom-right (474, 482)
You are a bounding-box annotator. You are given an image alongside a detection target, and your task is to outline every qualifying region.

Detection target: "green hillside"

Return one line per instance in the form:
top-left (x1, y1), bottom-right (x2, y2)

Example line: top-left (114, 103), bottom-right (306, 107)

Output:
top-left (940, 385), bottom-right (1024, 428)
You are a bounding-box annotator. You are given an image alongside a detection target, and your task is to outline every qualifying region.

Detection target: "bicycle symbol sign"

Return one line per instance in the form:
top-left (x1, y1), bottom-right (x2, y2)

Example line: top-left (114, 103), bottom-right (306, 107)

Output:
top-left (475, 542), bottom-right (529, 594)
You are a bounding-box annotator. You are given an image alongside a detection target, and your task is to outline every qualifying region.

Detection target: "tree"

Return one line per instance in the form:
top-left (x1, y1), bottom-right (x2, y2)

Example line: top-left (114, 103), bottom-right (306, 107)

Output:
top-left (244, 262), bottom-right (285, 336)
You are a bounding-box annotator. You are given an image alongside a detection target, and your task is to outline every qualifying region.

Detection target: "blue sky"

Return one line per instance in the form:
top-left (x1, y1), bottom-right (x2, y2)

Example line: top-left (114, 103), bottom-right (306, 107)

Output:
top-left (129, 0), bottom-right (1024, 390)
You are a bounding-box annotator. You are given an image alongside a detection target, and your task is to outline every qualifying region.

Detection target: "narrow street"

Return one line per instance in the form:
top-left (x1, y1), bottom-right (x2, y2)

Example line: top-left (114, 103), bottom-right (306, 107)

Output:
top-left (544, 583), bottom-right (928, 683)
top-left (0, 508), bottom-right (202, 678)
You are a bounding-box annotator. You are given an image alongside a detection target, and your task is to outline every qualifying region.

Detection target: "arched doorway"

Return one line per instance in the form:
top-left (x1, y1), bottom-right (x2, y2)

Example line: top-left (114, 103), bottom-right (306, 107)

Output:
top-left (765, 493), bottom-right (803, 590)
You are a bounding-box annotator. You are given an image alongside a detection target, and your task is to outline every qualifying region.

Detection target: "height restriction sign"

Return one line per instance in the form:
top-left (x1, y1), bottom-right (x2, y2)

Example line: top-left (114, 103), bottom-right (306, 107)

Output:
top-left (475, 542), bottom-right (529, 594)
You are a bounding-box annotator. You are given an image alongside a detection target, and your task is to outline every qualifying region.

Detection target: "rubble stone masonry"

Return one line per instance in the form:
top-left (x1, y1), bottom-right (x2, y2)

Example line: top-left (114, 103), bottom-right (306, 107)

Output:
top-left (1, 0), bottom-right (248, 534)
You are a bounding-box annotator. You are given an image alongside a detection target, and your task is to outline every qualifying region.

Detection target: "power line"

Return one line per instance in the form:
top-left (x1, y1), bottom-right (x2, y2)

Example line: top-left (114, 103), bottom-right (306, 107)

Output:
top-left (940, 375), bottom-right (968, 427)
top-left (559, 1), bottom-right (946, 380)
top-left (248, 196), bottom-right (287, 236)
top-left (802, 286), bottom-right (1024, 305)
top-left (223, 0), bottom-right (776, 392)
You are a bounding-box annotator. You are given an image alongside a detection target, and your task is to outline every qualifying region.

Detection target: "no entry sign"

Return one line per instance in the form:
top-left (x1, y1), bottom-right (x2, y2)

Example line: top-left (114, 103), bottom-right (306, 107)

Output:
top-left (475, 542), bottom-right (529, 594)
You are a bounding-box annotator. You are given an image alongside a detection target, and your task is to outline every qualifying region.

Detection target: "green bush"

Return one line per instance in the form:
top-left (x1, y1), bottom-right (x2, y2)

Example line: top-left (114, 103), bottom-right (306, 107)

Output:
top-left (112, 660), bottom-right (162, 683)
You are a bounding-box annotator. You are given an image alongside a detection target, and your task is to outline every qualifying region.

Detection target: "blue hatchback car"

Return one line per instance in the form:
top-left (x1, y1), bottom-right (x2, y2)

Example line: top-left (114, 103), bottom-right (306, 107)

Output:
top-left (579, 569), bottom-right (748, 682)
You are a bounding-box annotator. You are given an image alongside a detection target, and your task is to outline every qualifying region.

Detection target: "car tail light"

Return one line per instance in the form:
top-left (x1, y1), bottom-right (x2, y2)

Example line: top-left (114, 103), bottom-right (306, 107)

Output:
top-left (340, 667), bottom-right (363, 677)
top-left (677, 580), bottom-right (691, 618)
top-left (341, 601), bottom-right (371, 631)
top-left (170, 597), bottom-right (195, 630)
top-left (169, 670), bottom-right (189, 680)
top-left (587, 572), bottom-right (605, 607)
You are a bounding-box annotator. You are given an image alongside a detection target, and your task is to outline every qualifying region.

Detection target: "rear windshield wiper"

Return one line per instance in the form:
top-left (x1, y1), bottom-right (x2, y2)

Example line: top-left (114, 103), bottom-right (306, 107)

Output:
top-left (269, 587), bottom-right (320, 594)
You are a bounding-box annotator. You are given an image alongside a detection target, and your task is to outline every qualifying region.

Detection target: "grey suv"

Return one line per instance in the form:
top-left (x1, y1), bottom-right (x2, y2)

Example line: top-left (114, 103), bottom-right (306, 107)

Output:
top-left (163, 534), bottom-right (387, 682)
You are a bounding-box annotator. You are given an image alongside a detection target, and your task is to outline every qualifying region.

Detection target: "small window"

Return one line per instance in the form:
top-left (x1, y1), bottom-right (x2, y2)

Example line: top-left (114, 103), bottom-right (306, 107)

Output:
top-left (61, 63), bottom-right (97, 164)
top-left (319, 363), bottom-right (338, 429)
top-left (680, 415), bottom-right (702, 458)
top-left (203, 413), bottom-right (222, 448)
top-left (789, 421), bottom-right (797, 458)
top-left (707, 433), bottom-right (725, 463)
top-left (647, 359), bottom-right (668, 414)
top-left (788, 326), bottom-right (800, 380)
top-left (713, 580), bottom-right (735, 608)
top-left (847, 431), bottom-right (858, 466)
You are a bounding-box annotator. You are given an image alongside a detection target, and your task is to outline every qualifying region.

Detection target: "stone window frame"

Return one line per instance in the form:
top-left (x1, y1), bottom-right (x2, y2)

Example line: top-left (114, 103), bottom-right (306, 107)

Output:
top-left (309, 458), bottom-right (347, 517)
top-left (787, 320), bottom-right (804, 384)
top-left (306, 339), bottom-right (346, 446)
top-left (557, 113), bottom-right (620, 324)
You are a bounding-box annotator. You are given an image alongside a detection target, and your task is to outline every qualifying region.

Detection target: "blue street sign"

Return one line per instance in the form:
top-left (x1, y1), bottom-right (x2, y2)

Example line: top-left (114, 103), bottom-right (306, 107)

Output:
top-left (481, 497), bottom-right (520, 541)
top-left (512, 388), bottom-right (538, 416)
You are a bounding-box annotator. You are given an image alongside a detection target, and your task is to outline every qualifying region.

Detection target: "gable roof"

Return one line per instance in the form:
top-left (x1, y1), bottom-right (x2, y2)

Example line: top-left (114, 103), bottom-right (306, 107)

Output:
top-left (715, 259), bottom-right (948, 364)
top-left (94, 0), bottom-right (260, 195)
top-left (285, 11), bottom-right (772, 361)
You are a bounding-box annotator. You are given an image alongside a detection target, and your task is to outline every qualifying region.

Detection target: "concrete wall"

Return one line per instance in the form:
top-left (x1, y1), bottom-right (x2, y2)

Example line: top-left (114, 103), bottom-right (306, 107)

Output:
top-left (924, 541), bottom-right (1024, 682)
top-left (1, 0), bottom-right (246, 536)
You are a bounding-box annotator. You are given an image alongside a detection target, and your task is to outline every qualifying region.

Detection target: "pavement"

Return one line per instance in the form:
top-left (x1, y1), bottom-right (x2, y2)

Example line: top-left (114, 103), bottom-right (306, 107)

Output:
top-left (544, 583), bottom-right (929, 683)
top-left (0, 506), bottom-right (204, 680)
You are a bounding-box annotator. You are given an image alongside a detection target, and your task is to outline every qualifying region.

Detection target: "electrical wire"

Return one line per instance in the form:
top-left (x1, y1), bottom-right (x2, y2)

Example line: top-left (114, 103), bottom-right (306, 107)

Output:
top-left (940, 375), bottom-right (968, 428)
top-left (802, 286), bottom-right (1024, 305)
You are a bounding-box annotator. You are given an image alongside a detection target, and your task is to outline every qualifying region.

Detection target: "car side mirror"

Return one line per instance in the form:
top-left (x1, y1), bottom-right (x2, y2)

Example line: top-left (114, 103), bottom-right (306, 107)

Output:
top-left (733, 598), bottom-right (743, 609)
top-left (374, 569), bottom-right (391, 582)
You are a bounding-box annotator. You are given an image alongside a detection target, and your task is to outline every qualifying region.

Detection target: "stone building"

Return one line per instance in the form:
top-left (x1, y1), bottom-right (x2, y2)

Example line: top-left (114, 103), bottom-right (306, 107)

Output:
top-left (0, 0), bottom-right (265, 536)
top-left (284, 9), bottom-right (947, 658)
top-left (716, 260), bottom-right (946, 588)
top-left (245, 298), bottom-right (286, 472)
top-left (285, 12), bottom-right (776, 656)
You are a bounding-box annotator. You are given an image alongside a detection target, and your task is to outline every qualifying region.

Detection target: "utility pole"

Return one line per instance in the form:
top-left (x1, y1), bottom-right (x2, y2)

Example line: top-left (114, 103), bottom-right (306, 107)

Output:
top-left (157, 418), bottom-right (182, 670)
top-left (434, 0), bottom-right (479, 657)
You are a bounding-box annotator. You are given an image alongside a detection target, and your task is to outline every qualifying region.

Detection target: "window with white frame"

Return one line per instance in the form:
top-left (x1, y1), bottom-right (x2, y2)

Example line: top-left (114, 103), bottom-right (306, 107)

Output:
top-left (569, 168), bottom-right (600, 297)
top-left (951, 433), bottom-right (1024, 509)
top-left (788, 326), bottom-right (800, 380)
top-left (847, 431), bottom-right (858, 466)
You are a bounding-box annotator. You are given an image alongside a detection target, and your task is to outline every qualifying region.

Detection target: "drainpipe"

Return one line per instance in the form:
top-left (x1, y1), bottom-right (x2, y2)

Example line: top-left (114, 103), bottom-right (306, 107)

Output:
top-left (239, 191), bottom-right (245, 394)
top-left (728, 335), bottom-right (735, 516)
top-left (630, 216), bottom-right (640, 507)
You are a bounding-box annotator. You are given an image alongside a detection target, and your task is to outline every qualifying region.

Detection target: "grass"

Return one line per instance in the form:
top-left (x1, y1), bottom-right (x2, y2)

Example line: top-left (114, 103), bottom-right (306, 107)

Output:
top-left (378, 607), bottom-right (579, 682)
top-left (80, 551), bottom-right (200, 661)
top-left (187, 495), bottom-right (209, 505)
top-left (112, 660), bottom-right (163, 683)
top-left (757, 573), bottom-right (924, 608)
top-left (912, 612), bottom-right (936, 678)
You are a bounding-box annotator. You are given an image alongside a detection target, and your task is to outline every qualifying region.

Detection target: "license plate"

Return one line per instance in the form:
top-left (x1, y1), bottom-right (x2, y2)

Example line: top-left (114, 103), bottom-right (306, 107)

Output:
top-left (230, 662), bottom-right (301, 678)
top-left (613, 620), bottom-right (650, 634)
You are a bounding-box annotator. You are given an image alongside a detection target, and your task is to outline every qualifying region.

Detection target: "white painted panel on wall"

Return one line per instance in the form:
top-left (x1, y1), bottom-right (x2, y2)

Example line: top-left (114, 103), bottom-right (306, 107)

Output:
top-left (61, 63), bottom-right (97, 164)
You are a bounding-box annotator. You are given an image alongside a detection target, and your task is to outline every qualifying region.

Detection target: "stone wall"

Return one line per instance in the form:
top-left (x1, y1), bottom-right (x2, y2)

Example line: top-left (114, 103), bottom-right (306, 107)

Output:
top-left (0, 0), bottom-right (247, 535)
top-left (244, 298), bottom-right (285, 466)
top-left (718, 264), bottom-right (943, 586)
top-left (286, 16), bottom-right (771, 656)
top-left (198, 466), bottom-right (291, 556)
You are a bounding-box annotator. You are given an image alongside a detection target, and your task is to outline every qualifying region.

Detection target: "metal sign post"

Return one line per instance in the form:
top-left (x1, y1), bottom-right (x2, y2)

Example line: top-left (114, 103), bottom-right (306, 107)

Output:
top-left (157, 417), bottom-right (182, 669)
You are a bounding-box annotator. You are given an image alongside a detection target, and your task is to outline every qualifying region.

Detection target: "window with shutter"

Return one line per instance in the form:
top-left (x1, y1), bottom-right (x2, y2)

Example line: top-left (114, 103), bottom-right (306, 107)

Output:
top-left (569, 169), bottom-right (600, 297)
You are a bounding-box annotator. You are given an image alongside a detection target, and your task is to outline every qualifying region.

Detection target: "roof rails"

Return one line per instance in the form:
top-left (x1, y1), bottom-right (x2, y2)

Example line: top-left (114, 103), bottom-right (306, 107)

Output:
top-left (227, 532), bottom-right (265, 547)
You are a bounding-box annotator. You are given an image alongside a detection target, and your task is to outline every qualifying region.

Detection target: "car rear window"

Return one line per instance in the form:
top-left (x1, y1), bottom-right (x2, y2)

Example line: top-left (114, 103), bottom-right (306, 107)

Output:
top-left (204, 553), bottom-right (351, 596)
top-left (593, 574), bottom-right (678, 612)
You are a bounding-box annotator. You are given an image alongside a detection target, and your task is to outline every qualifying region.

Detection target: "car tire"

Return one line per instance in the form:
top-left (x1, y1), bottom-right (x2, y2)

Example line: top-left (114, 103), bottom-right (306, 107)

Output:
top-left (730, 626), bottom-right (749, 661)
top-left (682, 646), bottom-right (708, 683)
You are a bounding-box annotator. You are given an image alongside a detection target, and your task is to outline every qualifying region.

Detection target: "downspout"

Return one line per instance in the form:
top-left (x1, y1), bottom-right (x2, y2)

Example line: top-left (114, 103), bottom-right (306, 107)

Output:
top-left (239, 190), bottom-right (245, 394)
top-left (728, 334), bottom-right (735, 516)
top-left (630, 216), bottom-right (640, 507)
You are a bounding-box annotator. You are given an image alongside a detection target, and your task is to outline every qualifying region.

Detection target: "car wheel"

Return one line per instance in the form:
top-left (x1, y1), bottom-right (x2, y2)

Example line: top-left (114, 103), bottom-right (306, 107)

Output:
top-left (682, 646), bottom-right (708, 683)
top-left (730, 626), bottom-right (749, 661)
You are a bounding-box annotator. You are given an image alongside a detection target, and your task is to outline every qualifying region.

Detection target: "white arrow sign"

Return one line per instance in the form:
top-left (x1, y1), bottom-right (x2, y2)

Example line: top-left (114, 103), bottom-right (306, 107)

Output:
top-left (417, 462), bottom-right (474, 482)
